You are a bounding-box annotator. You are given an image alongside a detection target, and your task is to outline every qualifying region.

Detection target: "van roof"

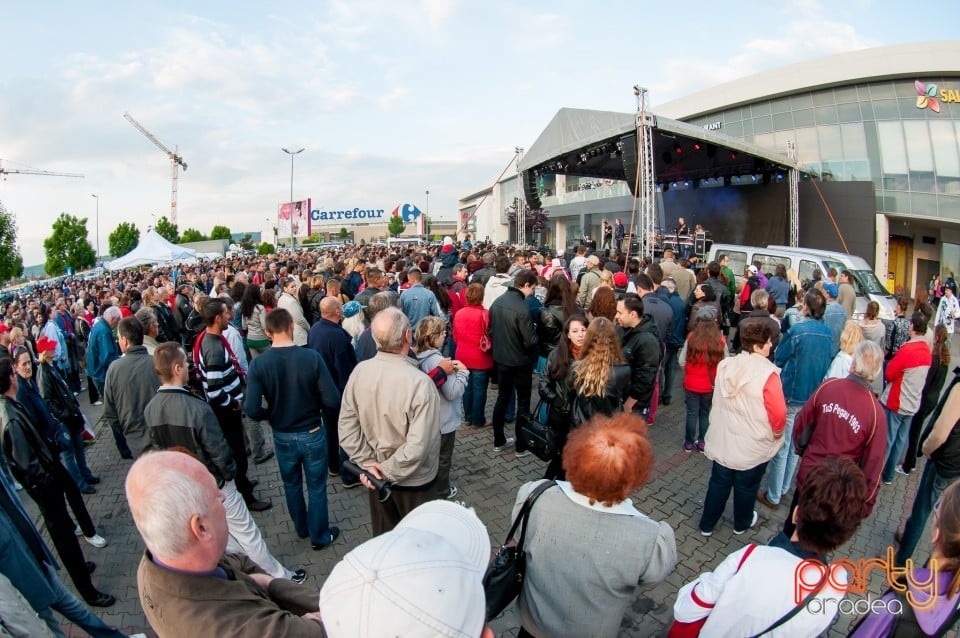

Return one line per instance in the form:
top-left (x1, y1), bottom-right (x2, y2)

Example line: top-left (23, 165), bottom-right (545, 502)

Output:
top-left (708, 243), bottom-right (871, 270)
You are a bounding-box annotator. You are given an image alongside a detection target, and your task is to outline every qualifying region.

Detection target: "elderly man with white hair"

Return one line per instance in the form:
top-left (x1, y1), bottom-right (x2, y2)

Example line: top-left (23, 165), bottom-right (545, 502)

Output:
top-left (127, 451), bottom-right (324, 637)
top-left (84, 305), bottom-right (121, 406)
top-left (783, 340), bottom-right (888, 536)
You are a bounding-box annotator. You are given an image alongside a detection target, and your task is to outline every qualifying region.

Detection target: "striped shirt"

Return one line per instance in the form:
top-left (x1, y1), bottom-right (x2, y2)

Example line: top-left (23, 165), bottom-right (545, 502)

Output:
top-left (197, 332), bottom-right (243, 409)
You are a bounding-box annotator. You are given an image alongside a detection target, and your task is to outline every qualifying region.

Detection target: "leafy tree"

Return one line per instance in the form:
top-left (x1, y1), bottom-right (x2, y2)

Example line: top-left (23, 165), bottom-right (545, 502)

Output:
top-left (388, 215), bottom-right (406, 238)
top-left (180, 228), bottom-right (207, 243)
top-left (304, 232), bottom-right (320, 244)
top-left (359, 238), bottom-right (366, 246)
top-left (210, 225), bottom-right (232, 241)
top-left (154, 216), bottom-right (179, 243)
top-left (44, 213), bottom-right (96, 275)
top-left (0, 202), bottom-right (24, 282)
top-left (108, 222), bottom-right (140, 258)
top-left (238, 233), bottom-right (254, 250)
top-left (338, 227), bottom-right (349, 240)
top-left (257, 242), bottom-right (275, 255)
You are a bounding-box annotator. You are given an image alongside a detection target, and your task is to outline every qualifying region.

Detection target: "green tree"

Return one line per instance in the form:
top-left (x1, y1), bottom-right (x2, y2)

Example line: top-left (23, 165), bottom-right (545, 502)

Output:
top-left (238, 233), bottom-right (254, 250)
top-left (338, 227), bottom-right (349, 240)
top-left (108, 222), bottom-right (140, 258)
top-left (388, 215), bottom-right (406, 238)
top-left (304, 232), bottom-right (320, 244)
top-left (154, 216), bottom-right (179, 243)
top-left (0, 202), bottom-right (24, 282)
top-left (210, 225), bottom-right (232, 241)
top-left (180, 228), bottom-right (207, 243)
top-left (44, 213), bottom-right (96, 275)
top-left (257, 242), bottom-right (275, 255)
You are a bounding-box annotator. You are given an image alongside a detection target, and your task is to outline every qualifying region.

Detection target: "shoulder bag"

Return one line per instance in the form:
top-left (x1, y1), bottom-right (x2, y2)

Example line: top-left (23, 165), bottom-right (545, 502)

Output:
top-left (517, 399), bottom-right (556, 462)
top-left (483, 480), bottom-right (556, 621)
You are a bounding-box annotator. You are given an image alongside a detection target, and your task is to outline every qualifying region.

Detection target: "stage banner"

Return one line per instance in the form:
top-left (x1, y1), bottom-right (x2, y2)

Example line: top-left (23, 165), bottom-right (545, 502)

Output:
top-left (278, 199), bottom-right (311, 238)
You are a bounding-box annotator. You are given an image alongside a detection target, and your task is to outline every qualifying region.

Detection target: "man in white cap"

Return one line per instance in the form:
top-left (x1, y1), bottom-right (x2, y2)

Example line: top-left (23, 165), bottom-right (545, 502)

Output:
top-left (319, 500), bottom-right (494, 638)
top-left (576, 255), bottom-right (602, 307)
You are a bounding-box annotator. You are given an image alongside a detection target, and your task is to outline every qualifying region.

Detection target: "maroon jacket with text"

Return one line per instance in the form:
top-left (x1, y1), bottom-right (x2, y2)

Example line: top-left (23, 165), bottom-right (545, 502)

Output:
top-left (793, 375), bottom-right (888, 515)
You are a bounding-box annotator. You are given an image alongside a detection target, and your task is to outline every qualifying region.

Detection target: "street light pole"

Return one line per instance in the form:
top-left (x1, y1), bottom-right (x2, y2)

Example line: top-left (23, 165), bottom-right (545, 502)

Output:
top-left (282, 147), bottom-right (304, 249)
top-left (425, 189), bottom-right (429, 236)
top-left (91, 194), bottom-right (99, 263)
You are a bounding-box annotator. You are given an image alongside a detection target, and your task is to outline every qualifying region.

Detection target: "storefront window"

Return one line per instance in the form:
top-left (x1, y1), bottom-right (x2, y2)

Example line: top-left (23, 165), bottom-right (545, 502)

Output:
top-left (904, 120), bottom-right (935, 193)
top-left (942, 243), bottom-right (960, 280)
top-left (818, 126), bottom-right (844, 180)
top-left (878, 121), bottom-right (908, 190)
top-left (840, 124), bottom-right (870, 181)
top-left (932, 121), bottom-right (960, 194)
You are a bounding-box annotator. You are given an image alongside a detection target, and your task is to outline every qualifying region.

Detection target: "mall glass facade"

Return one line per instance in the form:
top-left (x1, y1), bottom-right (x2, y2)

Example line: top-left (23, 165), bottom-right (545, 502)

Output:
top-left (682, 77), bottom-right (960, 224)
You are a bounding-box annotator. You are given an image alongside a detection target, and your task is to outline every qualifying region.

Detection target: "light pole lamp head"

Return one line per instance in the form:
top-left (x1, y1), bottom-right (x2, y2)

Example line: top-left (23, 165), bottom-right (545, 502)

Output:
top-left (282, 147), bottom-right (305, 155)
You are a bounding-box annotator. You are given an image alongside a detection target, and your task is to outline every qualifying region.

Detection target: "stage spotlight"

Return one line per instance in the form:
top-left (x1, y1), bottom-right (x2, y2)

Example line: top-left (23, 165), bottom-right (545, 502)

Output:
top-left (730, 152), bottom-right (737, 160)
top-left (751, 175), bottom-right (757, 182)
top-left (776, 173), bottom-right (784, 181)
top-left (684, 181), bottom-right (691, 188)
top-left (733, 176), bottom-right (741, 183)
top-left (670, 182), bottom-right (677, 189)
top-left (693, 142), bottom-right (702, 151)
top-left (674, 144), bottom-right (682, 154)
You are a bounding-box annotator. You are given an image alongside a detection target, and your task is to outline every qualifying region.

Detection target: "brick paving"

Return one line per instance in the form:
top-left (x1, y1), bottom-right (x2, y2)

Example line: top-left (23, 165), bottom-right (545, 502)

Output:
top-left (33, 355), bottom-right (955, 637)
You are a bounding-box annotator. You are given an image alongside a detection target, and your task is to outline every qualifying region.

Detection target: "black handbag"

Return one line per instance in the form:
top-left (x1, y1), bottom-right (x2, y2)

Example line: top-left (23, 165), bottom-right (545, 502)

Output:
top-left (482, 480), bottom-right (556, 621)
top-left (517, 400), bottom-right (556, 462)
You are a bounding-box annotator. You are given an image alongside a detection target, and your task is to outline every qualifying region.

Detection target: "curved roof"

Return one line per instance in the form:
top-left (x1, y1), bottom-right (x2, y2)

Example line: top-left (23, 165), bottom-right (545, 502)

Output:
top-left (656, 41), bottom-right (960, 120)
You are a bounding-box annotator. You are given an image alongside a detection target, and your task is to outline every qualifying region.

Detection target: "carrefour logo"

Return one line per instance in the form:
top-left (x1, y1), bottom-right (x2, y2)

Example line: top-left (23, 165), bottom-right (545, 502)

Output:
top-left (392, 203), bottom-right (423, 223)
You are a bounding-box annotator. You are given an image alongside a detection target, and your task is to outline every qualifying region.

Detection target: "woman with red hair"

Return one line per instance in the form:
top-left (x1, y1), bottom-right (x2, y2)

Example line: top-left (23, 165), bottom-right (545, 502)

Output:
top-left (513, 413), bottom-right (676, 638)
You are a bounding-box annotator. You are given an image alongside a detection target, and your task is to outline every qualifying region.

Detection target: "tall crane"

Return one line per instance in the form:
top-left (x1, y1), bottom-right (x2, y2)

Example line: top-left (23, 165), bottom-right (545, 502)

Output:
top-left (123, 111), bottom-right (187, 225)
top-left (0, 159), bottom-right (83, 179)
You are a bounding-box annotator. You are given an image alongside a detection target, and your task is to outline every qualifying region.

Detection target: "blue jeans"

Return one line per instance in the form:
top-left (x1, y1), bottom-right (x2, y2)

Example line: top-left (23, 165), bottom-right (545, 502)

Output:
top-left (463, 368), bottom-right (489, 426)
top-left (882, 409), bottom-right (915, 483)
top-left (895, 461), bottom-right (955, 566)
top-left (700, 461), bottom-right (768, 533)
top-left (37, 563), bottom-right (125, 638)
top-left (765, 403), bottom-right (802, 504)
top-left (59, 427), bottom-right (95, 491)
top-left (272, 428), bottom-right (334, 546)
top-left (684, 390), bottom-right (711, 445)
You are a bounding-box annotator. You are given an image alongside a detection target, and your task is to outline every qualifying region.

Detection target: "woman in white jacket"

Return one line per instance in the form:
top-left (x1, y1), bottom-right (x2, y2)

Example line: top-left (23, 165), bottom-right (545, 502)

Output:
top-left (277, 277), bottom-right (310, 346)
top-left (936, 286), bottom-right (960, 338)
top-left (415, 316), bottom-right (468, 500)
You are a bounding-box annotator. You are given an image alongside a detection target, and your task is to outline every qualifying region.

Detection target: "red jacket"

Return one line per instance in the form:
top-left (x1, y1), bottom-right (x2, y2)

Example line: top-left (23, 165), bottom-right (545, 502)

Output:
top-left (683, 334), bottom-right (725, 394)
top-left (452, 305), bottom-right (493, 371)
top-left (793, 375), bottom-right (888, 515)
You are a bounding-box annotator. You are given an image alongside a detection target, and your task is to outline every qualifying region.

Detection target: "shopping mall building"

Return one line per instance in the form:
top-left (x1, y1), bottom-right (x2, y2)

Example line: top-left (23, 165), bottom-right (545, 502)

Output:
top-left (459, 41), bottom-right (960, 295)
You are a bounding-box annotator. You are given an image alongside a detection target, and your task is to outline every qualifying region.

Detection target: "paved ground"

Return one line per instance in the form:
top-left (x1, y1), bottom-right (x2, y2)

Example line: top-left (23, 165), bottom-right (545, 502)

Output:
top-left (33, 357), bottom-right (955, 637)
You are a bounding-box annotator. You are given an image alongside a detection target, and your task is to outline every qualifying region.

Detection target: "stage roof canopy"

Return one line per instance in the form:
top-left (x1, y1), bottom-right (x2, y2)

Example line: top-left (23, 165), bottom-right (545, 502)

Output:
top-left (518, 107), bottom-right (798, 207)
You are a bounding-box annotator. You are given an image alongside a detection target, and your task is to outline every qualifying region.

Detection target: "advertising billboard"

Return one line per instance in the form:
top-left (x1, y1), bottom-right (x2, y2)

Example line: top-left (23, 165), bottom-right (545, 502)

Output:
top-left (278, 199), bottom-right (311, 238)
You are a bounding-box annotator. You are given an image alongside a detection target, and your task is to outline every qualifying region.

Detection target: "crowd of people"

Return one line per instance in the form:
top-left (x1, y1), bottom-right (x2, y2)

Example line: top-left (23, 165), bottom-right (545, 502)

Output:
top-left (1, 235), bottom-right (960, 636)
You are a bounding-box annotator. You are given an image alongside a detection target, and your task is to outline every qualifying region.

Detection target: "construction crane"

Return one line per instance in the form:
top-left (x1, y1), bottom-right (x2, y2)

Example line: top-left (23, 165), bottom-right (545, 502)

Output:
top-left (123, 111), bottom-right (187, 225)
top-left (0, 159), bottom-right (83, 180)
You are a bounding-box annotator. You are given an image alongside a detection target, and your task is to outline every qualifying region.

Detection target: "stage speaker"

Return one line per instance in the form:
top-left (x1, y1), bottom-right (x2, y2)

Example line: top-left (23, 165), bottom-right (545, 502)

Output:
top-left (620, 134), bottom-right (639, 195)
top-left (522, 170), bottom-right (542, 210)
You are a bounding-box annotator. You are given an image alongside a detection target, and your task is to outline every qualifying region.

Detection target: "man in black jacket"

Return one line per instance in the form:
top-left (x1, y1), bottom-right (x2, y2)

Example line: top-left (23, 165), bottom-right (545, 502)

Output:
top-left (616, 294), bottom-right (662, 420)
top-left (488, 270), bottom-right (538, 455)
top-left (0, 358), bottom-right (115, 608)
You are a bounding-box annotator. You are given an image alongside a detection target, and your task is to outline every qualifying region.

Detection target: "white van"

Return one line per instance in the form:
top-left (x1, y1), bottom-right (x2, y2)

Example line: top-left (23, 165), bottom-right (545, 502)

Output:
top-left (706, 243), bottom-right (895, 321)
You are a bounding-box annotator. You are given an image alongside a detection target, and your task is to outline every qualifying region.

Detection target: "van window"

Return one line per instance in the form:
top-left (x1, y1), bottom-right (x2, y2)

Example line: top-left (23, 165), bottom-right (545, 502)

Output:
top-left (718, 251), bottom-right (747, 275)
top-left (798, 260), bottom-right (821, 286)
top-left (852, 270), bottom-right (892, 297)
top-left (753, 253), bottom-right (792, 278)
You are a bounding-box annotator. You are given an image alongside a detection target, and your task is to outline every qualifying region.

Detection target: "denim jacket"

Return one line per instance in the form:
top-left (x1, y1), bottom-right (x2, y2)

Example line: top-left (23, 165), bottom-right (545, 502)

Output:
top-left (775, 319), bottom-right (834, 404)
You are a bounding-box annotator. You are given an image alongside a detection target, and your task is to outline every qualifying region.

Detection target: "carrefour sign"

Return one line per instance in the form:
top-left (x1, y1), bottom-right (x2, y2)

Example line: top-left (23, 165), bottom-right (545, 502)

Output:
top-left (310, 207), bottom-right (386, 228)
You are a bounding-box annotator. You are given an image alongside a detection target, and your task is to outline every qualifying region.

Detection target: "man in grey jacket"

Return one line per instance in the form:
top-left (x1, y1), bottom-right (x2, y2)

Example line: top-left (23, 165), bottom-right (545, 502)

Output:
top-left (100, 317), bottom-right (160, 459)
top-left (145, 343), bottom-right (305, 583)
top-left (339, 307), bottom-right (441, 536)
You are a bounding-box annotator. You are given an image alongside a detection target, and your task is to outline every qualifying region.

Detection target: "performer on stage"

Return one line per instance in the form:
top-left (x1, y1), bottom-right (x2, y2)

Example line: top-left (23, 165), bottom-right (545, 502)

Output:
top-left (602, 220), bottom-right (613, 250)
top-left (675, 217), bottom-right (689, 236)
top-left (614, 218), bottom-right (625, 253)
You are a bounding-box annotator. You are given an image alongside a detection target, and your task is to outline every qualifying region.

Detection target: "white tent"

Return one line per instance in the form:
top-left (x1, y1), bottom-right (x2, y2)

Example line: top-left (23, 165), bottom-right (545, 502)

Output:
top-left (106, 230), bottom-right (197, 270)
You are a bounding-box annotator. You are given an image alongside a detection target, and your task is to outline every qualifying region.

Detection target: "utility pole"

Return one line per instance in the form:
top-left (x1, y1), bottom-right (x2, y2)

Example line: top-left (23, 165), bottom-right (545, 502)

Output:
top-left (91, 194), bottom-right (100, 262)
top-left (282, 147), bottom-right (304, 249)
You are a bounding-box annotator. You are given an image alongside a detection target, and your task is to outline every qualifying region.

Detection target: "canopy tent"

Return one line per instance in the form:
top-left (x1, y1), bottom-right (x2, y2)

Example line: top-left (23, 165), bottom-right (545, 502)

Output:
top-left (106, 229), bottom-right (196, 270)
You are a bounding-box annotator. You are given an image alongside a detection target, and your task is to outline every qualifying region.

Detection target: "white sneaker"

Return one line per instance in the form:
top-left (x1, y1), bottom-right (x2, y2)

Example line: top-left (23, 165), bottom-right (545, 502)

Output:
top-left (74, 525), bottom-right (83, 536)
top-left (493, 437), bottom-right (516, 452)
top-left (734, 511), bottom-right (759, 535)
top-left (92, 400), bottom-right (103, 406)
top-left (516, 450), bottom-right (532, 459)
top-left (84, 534), bottom-right (108, 548)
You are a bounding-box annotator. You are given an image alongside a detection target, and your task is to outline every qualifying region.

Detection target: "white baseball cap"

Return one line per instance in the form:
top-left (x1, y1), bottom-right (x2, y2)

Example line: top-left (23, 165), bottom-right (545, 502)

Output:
top-left (319, 501), bottom-right (490, 637)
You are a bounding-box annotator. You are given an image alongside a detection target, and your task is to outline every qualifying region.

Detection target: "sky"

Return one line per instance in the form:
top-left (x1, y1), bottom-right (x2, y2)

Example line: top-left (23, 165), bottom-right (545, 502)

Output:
top-left (0, 0), bottom-right (956, 265)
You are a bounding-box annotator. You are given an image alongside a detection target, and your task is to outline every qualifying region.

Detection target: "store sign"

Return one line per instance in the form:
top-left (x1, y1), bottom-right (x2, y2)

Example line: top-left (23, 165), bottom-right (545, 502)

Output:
top-left (703, 121), bottom-right (722, 131)
top-left (914, 80), bottom-right (959, 112)
top-left (310, 206), bottom-right (386, 229)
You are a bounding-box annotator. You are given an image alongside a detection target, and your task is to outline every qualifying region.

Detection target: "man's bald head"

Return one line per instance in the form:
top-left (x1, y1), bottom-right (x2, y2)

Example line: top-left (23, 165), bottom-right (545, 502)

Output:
top-left (126, 451), bottom-right (227, 568)
top-left (319, 296), bottom-right (342, 322)
top-left (371, 306), bottom-right (409, 354)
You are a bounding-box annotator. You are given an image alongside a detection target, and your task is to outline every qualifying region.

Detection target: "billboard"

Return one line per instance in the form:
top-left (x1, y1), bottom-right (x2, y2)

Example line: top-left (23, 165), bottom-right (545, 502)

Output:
top-left (278, 199), bottom-right (311, 238)
top-left (309, 206), bottom-right (388, 232)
